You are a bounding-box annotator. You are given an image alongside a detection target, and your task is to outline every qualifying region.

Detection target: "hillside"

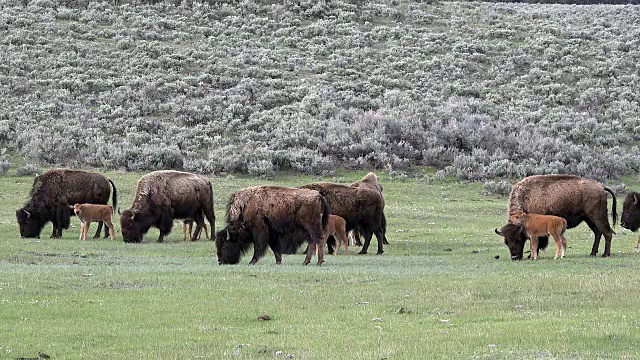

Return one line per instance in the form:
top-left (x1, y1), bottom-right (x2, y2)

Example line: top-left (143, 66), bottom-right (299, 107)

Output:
top-left (1, 0), bottom-right (639, 179)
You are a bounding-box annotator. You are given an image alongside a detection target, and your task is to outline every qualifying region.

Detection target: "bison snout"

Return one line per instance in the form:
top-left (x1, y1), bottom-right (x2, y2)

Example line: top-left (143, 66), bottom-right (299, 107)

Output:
top-left (511, 255), bottom-right (521, 260)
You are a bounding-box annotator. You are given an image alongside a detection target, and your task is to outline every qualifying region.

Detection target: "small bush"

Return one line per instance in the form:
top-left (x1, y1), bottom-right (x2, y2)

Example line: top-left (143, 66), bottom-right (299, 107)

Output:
top-left (16, 164), bottom-right (41, 177)
top-left (482, 180), bottom-right (512, 197)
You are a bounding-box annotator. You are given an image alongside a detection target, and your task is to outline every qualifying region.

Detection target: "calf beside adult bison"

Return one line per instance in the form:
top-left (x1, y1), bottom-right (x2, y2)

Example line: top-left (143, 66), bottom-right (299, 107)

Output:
top-left (215, 186), bottom-right (329, 265)
top-left (119, 170), bottom-right (215, 243)
top-left (16, 169), bottom-right (117, 239)
top-left (496, 174), bottom-right (617, 259)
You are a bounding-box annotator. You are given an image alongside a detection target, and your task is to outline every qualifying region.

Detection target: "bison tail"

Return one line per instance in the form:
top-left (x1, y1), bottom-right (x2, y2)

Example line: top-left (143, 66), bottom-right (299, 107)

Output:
top-left (320, 195), bottom-right (329, 229)
top-left (604, 186), bottom-right (617, 227)
top-left (109, 179), bottom-right (118, 212)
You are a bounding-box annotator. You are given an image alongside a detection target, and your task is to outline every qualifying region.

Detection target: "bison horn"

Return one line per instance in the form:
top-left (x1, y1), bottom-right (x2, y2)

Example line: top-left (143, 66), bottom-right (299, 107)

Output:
top-left (23, 209), bottom-right (31, 218)
top-left (117, 208), bottom-right (122, 215)
top-left (494, 228), bottom-right (502, 236)
top-left (634, 194), bottom-right (639, 205)
top-left (226, 229), bottom-right (231, 241)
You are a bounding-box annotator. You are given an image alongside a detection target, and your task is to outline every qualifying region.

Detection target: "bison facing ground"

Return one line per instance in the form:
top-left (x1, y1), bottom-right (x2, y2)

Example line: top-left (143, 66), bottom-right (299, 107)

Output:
top-left (16, 169), bottom-right (117, 239)
top-left (496, 174), bottom-right (617, 259)
top-left (119, 171), bottom-right (215, 243)
top-left (621, 192), bottom-right (640, 248)
top-left (215, 186), bottom-right (329, 265)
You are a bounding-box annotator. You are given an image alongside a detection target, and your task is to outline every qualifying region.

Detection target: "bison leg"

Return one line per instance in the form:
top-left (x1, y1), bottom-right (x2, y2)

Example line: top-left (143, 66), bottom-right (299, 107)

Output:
top-left (303, 244), bottom-right (314, 265)
top-left (249, 223), bottom-right (270, 265)
top-left (316, 241), bottom-right (325, 265)
top-left (584, 219), bottom-right (603, 256)
top-left (374, 230), bottom-right (384, 255)
top-left (530, 235), bottom-right (539, 260)
top-left (358, 229), bottom-right (373, 254)
top-left (105, 220), bottom-right (116, 241)
top-left (190, 213), bottom-right (205, 242)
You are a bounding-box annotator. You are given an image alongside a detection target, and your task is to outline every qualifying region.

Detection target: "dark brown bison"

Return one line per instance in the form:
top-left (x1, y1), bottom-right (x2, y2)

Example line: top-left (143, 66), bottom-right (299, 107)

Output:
top-left (495, 174), bottom-right (617, 259)
top-left (16, 169), bottom-right (117, 239)
top-left (621, 192), bottom-right (640, 248)
top-left (349, 172), bottom-right (389, 247)
top-left (215, 186), bottom-right (329, 265)
top-left (300, 181), bottom-right (386, 255)
top-left (119, 171), bottom-right (215, 243)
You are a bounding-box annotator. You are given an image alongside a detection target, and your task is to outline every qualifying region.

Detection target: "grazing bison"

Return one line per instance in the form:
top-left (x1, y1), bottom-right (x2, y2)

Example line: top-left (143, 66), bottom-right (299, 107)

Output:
top-left (215, 186), bottom-right (329, 265)
top-left (16, 169), bottom-right (117, 239)
top-left (621, 192), bottom-right (640, 249)
top-left (496, 174), bottom-right (617, 259)
top-left (349, 172), bottom-right (389, 246)
top-left (72, 203), bottom-right (116, 241)
top-left (300, 181), bottom-right (386, 255)
top-left (510, 211), bottom-right (567, 260)
top-left (119, 171), bottom-right (215, 243)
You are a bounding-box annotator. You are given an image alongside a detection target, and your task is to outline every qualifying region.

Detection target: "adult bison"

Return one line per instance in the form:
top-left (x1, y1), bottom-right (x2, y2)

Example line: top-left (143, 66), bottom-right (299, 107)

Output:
top-left (495, 174), bottom-right (617, 259)
top-left (215, 186), bottom-right (329, 265)
top-left (621, 191), bottom-right (640, 248)
top-left (300, 181), bottom-right (387, 255)
top-left (16, 169), bottom-right (117, 239)
top-left (349, 172), bottom-right (389, 246)
top-left (119, 171), bottom-right (215, 243)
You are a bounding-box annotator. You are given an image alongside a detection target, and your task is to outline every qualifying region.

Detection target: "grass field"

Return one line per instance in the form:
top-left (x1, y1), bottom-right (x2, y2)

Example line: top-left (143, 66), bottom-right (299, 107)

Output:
top-left (1, 170), bottom-right (640, 359)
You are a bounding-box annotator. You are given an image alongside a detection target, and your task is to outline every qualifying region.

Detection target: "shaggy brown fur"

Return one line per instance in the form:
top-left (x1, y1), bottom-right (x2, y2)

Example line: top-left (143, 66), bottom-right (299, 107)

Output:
top-left (300, 181), bottom-right (386, 255)
top-left (510, 211), bottom-right (568, 260)
top-left (16, 169), bottom-right (117, 239)
top-left (504, 174), bottom-right (616, 257)
top-left (216, 186), bottom-right (329, 265)
top-left (71, 203), bottom-right (116, 241)
top-left (349, 172), bottom-right (389, 247)
top-left (120, 171), bottom-right (215, 243)
top-left (621, 192), bottom-right (640, 249)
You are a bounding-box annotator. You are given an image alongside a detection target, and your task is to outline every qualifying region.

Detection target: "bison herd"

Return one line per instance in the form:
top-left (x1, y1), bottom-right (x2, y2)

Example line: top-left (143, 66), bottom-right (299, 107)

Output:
top-left (14, 169), bottom-right (640, 264)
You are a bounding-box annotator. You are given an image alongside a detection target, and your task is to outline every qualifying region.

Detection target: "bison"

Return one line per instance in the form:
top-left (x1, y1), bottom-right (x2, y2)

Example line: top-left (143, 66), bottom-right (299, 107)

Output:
top-left (119, 171), bottom-right (215, 243)
top-left (621, 192), bottom-right (640, 249)
top-left (300, 181), bottom-right (386, 255)
top-left (349, 172), bottom-right (389, 247)
top-left (215, 186), bottom-right (329, 265)
top-left (510, 211), bottom-right (568, 260)
top-left (16, 169), bottom-right (117, 239)
top-left (183, 218), bottom-right (209, 241)
top-left (72, 203), bottom-right (116, 241)
top-left (323, 214), bottom-right (350, 255)
top-left (496, 174), bottom-right (617, 259)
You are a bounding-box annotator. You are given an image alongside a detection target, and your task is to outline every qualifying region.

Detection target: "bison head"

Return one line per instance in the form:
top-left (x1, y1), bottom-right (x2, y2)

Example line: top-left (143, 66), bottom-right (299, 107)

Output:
top-left (495, 224), bottom-right (528, 260)
top-left (215, 226), bottom-right (252, 265)
top-left (495, 224), bottom-right (550, 260)
top-left (16, 207), bottom-right (47, 238)
top-left (119, 209), bottom-right (146, 243)
top-left (621, 192), bottom-right (640, 232)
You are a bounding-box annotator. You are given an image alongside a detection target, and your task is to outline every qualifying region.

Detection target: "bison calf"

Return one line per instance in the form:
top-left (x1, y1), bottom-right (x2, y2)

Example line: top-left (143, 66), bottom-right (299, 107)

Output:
top-left (510, 211), bottom-right (567, 260)
top-left (71, 203), bottom-right (116, 241)
top-left (324, 214), bottom-right (349, 255)
top-left (182, 219), bottom-right (209, 241)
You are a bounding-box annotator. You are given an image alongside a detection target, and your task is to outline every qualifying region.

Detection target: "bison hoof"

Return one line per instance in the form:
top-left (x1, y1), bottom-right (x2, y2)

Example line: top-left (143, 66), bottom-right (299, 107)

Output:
top-left (602, 253), bottom-right (611, 257)
top-left (317, 261), bottom-right (324, 266)
top-left (377, 251), bottom-right (384, 255)
top-left (358, 250), bottom-right (367, 255)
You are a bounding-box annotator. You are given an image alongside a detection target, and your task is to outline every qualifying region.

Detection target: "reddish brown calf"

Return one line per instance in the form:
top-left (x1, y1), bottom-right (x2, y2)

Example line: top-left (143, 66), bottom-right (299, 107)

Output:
top-left (510, 211), bottom-right (568, 260)
top-left (71, 203), bottom-right (116, 241)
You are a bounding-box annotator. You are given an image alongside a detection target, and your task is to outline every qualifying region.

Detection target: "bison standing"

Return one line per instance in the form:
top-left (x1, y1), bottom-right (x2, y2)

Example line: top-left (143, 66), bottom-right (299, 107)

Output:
top-left (16, 169), bottom-right (117, 239)
top-left (215, 186), bottom-right (329, 265)
top-left (349, 172), bottom-right (389, 246)
top-left (496, 174), bottom-right (617, 259)
top-left (119, 171), bottom-right (215, 243)
top-left (300, 181), bottom-right (387, 255)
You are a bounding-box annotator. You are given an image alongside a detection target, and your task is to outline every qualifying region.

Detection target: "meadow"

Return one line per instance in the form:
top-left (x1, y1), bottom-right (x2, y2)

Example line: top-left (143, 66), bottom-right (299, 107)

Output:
top-left (1, 170), bottom-right (640, 359)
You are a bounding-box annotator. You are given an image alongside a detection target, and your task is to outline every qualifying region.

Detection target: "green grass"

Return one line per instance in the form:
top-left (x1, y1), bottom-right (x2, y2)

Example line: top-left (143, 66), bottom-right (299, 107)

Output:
top-left (1, 171), bottom-right (640, 359)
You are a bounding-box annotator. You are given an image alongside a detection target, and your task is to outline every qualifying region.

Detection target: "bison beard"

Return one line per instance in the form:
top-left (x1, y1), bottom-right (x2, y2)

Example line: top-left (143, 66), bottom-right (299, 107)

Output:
top-left (16, 169), bottom-right (117, 239)
top-left (216, 186), bottom-right (329, 265)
